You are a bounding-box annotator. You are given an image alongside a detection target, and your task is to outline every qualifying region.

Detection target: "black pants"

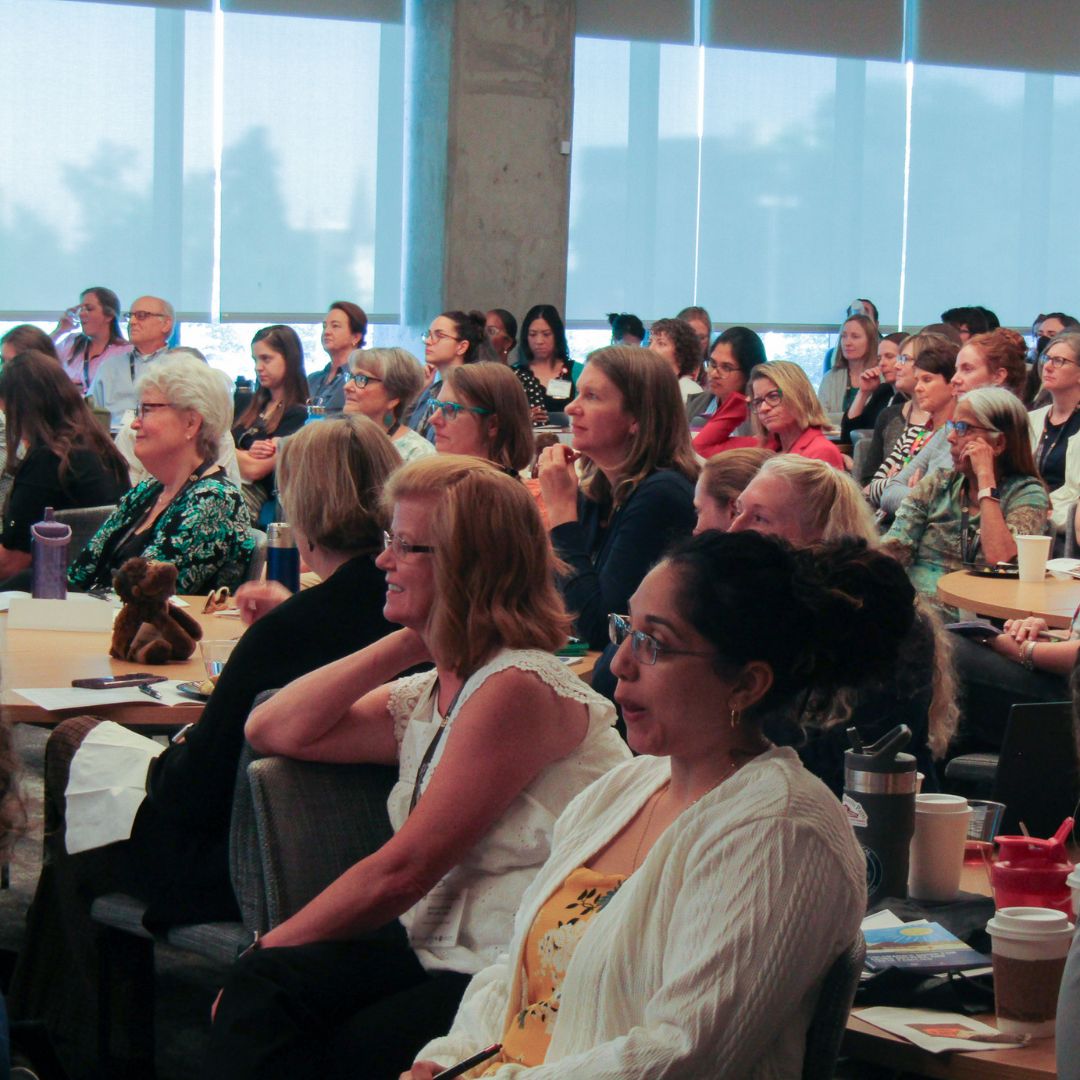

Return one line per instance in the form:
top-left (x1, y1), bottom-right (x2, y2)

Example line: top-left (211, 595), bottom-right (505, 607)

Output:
top-left (204, 930), bottom-right (470, 1080)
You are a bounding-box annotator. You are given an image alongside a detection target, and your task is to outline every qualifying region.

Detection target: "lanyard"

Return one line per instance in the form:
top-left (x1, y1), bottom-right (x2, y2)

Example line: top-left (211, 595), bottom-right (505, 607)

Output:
top-left (1037, 409), bottom-right (1078, 475)
top-left (408, 678), bottom-right (467, 815)
top-left (960, 505), bottom-right (981, 566)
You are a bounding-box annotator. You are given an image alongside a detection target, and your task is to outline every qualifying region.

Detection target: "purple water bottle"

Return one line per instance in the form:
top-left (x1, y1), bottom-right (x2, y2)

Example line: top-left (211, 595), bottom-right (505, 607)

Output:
top-left (266, 522), bottom-right (300, 593)
top-left (31, 507), bottom-right (71, 599)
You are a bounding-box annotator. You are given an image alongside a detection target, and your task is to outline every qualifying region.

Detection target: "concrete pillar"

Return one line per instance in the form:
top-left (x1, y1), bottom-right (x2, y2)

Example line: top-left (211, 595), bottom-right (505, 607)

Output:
top-left (401, 0), bottom-right (575, 338)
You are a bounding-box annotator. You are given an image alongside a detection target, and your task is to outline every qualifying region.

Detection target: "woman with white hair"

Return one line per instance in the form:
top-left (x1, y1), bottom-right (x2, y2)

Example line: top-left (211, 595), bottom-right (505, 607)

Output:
top-left (68, 353), bottom-right (254, 593)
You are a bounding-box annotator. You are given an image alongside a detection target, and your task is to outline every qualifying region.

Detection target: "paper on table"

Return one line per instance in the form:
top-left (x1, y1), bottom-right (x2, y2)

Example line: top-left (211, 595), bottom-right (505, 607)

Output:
top-left (855, 1006), bottom-right (1028, 1053)
top-left (0, 591), bottom-right (31, 612)
top-left (64, 720), bottom-right (166, 854)
top-left (13, 680), bottom-right (201, 711)
top-left (861, 910), bottom-right (908, 930)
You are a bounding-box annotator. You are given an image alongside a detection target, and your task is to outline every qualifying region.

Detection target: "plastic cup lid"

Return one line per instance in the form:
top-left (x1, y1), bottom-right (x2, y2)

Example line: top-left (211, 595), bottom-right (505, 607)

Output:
top-left (986, 906), bottom-right (1074, 939)
top-left (915, 793), bottom-right (971, 814)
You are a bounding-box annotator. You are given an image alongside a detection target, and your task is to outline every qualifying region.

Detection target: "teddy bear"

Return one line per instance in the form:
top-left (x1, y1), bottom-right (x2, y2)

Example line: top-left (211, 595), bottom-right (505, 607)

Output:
top-left (109, 557), bottom-right (204, 664)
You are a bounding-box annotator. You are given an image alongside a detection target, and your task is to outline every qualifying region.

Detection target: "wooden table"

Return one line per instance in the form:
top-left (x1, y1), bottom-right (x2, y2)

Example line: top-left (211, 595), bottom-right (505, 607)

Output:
top-left (1, 597), bottom-right (243, 731)
top-left (936, 570), bottom-right (1080, 628)
top-left (841, 863), bottom-right (1058, 1078)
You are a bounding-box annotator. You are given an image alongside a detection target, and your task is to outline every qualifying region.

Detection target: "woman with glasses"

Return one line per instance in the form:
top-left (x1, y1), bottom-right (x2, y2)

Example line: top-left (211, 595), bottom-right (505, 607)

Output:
top-left (206, 455), bottom-right (629, 1079)
top-left (49, 286), bottom-right (129, 394)
top-left (884, 387), bottom-right (1049, 617)
top-left (430, 362), bottom-right (533, 475)
top-left (343, 347), bottom-right (436, 463)
top-left (485, 309), bottom-right (518, 364)
top-left (0, 350), bottom-right (130, 582)
top-left (537, 346), bottom-right (698, 656)
top-left (231, 325), bottom-right (310, 524)
top-left (404, 531), bottom-right (916, 1080)
top-left (514, 304), bottom-right (576, 424)
top-left (308, 302), bottom-right (367, 414)
top-left (10, 418), bottom-right (401, 1070)
top-left (747, 360), bottom-right (844, 467)
top-left (68, 353), bottom-right (253, 594)
top-left (1028, 330), bottom-right (1080, 537)
top-left (692, 326), bottom-right (765, 457)
top-left (866, 336), bottom-right (958, 508)
top-left (407, 311), bottom-right (486, 433)
top-left (817, 312), bottom-right (880, 427)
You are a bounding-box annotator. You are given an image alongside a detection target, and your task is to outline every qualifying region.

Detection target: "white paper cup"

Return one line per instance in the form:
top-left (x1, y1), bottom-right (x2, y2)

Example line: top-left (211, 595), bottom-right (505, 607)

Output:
top-left (987, 907), bottom-right (1074, 1037)
top-left (1068, 868), bottom-right (1080, 920)
top-left (907, 793), bottom-right (971, 901)
top-left (1016, 534), bottom-right (1052, 583)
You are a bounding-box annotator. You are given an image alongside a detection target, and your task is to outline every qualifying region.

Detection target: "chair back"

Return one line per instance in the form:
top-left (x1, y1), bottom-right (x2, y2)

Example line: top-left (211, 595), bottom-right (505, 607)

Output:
top-left (54, 504), bottom-right (117, 565)
top-left (993, 700), bottom-right (1077, 837)
top-left (246, 526), bottom-right (268, 581)
top-left (802, 935), bottom-right (865, 1080)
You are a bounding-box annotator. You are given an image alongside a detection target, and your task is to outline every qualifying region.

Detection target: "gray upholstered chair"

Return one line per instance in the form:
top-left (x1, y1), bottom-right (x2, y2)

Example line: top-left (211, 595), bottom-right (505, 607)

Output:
top-left (803, 935), bottom-right (866, 1080)
top-left (53, 504), bottom-right (117, 565)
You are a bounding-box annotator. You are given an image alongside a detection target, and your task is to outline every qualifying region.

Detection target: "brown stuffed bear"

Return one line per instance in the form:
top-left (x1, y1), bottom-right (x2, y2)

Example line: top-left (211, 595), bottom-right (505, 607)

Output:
top-left (110, 557), bottom-right (204, 664)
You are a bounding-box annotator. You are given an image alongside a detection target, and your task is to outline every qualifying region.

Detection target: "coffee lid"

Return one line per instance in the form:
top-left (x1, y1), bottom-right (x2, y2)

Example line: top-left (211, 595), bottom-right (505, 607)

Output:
top-left (915, 794), bottom-right (971, 814)
top-left (986, 906), bottom-right (1074, 939)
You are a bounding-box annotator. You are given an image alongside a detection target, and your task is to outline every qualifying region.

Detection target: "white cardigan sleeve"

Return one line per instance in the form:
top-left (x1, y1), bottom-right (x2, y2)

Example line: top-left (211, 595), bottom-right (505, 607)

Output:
top-left (489, 816), bottom-right (863, 1079)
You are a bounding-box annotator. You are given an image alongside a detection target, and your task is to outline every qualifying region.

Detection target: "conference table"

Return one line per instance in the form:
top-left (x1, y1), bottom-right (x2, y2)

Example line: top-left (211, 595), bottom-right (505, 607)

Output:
top-left (842, 863), bottom-right (1059, 1079)
top-left (936, 569), bottom-right (1080, 628)
top-left (1, 597), bottom-right (241, 733)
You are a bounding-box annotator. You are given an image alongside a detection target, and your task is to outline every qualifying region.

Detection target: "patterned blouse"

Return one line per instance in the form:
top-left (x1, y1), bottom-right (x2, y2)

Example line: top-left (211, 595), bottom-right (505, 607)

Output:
top-left (866, 420), bottom-right (931, 506)
top-left (68, 474), bottom-right (254, 594)
top-left (513, 362), bottom-right (576, 414)
top-left (883, 469), bottom-right (1050, 617)
top-left (481, 865), bottom-right (625, 1073)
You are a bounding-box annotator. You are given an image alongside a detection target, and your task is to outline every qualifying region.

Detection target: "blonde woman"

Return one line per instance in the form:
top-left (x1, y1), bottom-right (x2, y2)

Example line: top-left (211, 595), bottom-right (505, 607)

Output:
top-left (206, 456), bottom-right (630, 1079)
top-left (728, 454), bottom-right (958, 795)
top-left (818, 312), bottom-right (879, 426)
top-left (748, 360), bottom-right (844, 468)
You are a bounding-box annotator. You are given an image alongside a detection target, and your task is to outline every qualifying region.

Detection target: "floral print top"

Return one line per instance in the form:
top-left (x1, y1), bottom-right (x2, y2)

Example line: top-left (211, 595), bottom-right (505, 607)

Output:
top-left (482, 866), bottom-right (625, 1073)
top-left (68, 473), bottom-right (254, 594)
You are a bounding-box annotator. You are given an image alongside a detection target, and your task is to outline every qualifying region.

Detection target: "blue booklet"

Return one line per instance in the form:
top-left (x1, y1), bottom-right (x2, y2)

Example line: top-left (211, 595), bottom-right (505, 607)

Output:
top-left (863, 921), bottom-right (990, 973)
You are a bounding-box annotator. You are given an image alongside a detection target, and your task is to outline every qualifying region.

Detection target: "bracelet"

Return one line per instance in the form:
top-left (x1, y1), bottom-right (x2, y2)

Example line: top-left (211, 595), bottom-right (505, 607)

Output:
top-left (1019, 640), bottom-right (1037, 670)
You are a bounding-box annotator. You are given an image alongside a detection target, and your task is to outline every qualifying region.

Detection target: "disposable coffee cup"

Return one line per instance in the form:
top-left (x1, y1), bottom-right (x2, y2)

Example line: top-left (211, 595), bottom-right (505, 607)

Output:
top-left (1069, 868), bottom-right (1080, 919)
top-left (1016, 534), bottom-right (1052, 583)
top-left (907, 793), bottom-right (971, 901)
top-left (987, 906), bottom-right (1074, 1037)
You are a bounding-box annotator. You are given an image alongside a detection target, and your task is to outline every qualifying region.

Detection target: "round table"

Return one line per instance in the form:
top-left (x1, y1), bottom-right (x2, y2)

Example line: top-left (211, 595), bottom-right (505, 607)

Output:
top-left (936, 570), bottom-right (1080, 628)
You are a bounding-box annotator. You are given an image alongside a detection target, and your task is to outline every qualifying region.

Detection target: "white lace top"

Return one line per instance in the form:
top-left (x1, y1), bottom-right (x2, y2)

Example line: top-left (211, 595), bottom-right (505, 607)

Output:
top-left (385, 649), bottom-right (630, 975)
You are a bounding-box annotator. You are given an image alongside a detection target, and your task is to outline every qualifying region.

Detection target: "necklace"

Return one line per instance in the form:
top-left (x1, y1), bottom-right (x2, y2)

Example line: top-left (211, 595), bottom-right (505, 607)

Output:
top-left (629, 756), bottom-right (748, 873)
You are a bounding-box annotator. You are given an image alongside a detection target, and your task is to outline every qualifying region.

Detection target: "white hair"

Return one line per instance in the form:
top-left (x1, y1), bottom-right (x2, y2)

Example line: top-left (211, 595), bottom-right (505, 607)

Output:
top-left (137, 353), bottom-right (232, 461)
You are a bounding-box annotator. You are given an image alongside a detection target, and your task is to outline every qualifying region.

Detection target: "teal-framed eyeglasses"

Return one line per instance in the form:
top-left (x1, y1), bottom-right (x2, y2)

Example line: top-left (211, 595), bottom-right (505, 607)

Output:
top-left (945, 419), bottom-right (996, 437)
top-left (430, 400), bottom-right (492, 421)
top-left (348, 372), bottom-right (382, 388)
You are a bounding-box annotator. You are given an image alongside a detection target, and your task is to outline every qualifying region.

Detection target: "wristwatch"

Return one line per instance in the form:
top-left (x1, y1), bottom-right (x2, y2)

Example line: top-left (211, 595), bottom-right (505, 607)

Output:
top-left (977, 486), bottom-right (1000, 502)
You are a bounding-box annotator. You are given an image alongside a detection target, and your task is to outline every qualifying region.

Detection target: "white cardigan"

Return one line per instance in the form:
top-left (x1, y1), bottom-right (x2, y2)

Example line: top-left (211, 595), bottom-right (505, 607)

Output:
top-left (1028, 405), bottom-right (1080, 534)
top-left (417, 748), bottom-right (866, 1079)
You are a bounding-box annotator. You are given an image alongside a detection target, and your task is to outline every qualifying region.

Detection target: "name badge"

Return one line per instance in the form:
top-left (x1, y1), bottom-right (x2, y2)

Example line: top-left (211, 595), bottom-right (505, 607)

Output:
top-left (410, 880), bottom-right (466, 949)
top-left (547, 378), bottom-right (571, 401)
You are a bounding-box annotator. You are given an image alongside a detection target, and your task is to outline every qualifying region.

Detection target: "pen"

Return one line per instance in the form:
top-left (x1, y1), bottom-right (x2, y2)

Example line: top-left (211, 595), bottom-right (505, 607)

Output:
top-left (437, 1043), bottom-right (502, 1079)
top-left (138, 683), bottom-right (163, 700)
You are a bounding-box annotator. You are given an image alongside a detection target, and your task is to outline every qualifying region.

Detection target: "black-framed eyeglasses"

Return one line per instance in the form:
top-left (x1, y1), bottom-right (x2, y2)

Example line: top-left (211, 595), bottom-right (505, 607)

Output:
top-left (348, 372), bottom-right (383, 388)
top-left (608, 613), bottom-right (714, 666)
top-left (1044, 353), bottom-right (1079, 370)
top-left (123, 310), bottom-right (169, 323)
top-left (135, 402), bottom-right (175, 420)
top-left (382, 531), bottom-right (435, 559)
top-left (430, 400), bottom-right (493, 421)
top-left (422, 329), bottom-right (461, 344)
top-left (945, 419), bottom-right (996, 437)
top-left (749, 389), bottom-right (783, 413)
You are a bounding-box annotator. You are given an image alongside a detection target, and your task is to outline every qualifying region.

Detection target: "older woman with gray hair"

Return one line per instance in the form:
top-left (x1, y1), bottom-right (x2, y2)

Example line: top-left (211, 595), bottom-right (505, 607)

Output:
top-left (68, 352), bottom-right (253, 594)
top-left (344, 347), bottom-right (436, 463)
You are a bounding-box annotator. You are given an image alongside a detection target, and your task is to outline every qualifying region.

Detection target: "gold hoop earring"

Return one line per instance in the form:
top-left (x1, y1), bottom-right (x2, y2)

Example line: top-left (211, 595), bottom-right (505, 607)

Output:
top-left (730, 707), bottom-right (741, 730)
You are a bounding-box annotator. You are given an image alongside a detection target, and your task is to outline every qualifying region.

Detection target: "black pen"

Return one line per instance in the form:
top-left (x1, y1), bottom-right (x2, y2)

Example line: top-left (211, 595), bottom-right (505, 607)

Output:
top-left (138, 683), bottom-right (163, 701)
top-left (437, 1043), bottom-right (502, 1079)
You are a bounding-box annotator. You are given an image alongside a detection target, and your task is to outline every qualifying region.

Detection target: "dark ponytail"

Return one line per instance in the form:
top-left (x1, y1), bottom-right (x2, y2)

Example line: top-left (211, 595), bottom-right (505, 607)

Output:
top-left (441, 310), bottom-right (486, 364)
